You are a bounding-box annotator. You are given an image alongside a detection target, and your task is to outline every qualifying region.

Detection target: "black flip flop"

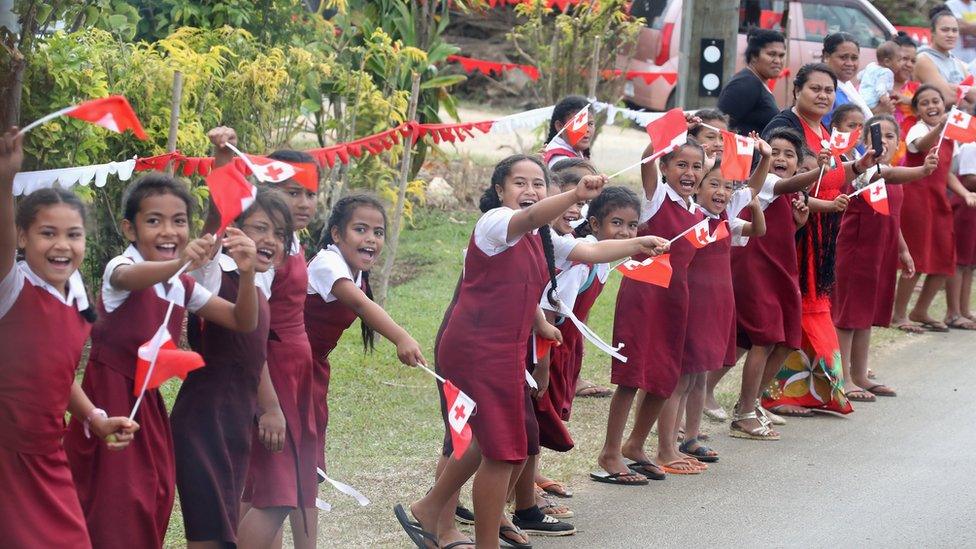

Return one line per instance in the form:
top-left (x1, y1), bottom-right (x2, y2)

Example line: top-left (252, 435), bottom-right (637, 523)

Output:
top-left (500, 525), bottom-right (532, 549)
top-left (443, 541), bottom-right (476, 549)
top-left (394, 504), bottom-right (437, 549)
top-left (625, 460), bottom-right (666, 480)
top-left (678, 440), bottom-right (719, 463)
top-left (589, 470), bottom-right (649, 486)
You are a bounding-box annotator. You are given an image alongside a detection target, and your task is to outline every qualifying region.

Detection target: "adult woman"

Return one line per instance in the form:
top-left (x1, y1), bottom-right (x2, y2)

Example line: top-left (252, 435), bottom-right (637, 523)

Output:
top-left (915, 7), bottom-right (973, 108)
top-left (892, 33), bottom-right (920, 164)
top-left (821, 33), bottom-right (874, 125)
top-left (718, 28), bottom-right (786, 135)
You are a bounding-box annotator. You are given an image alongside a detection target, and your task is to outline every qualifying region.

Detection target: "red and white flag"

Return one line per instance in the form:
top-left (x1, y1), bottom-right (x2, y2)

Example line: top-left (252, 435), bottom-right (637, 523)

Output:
top-left (65, 96), bottom-right (148, 140)
top-left (534, 335), bottom-right (557, 362)
top-left (442, 380), bottom-right (475, 459)
top-left (133, 324), bottom-right (205, 397)
top-left (645, 108), bottom-right (688, 154)
top-left (616, 254), bottom-right (673, 288)
top-left (863, 180), bottom-right (889, 215)
top-left (945, 107), bottom-right (976, 143)
top-left (828, 127), bottom-right (861, 157)
top-left (959, 74), bottom-right (974, 103)
top-left (244, 155), bottom-right (299, 183)
top-left (683, 219), bottom-right (730, 249)
top-left (206, 163), bottom-right (258, 233)
top-left (720, 131), bottom-right (754, 181)
top-left (564, 108), bottom-right (590, 147)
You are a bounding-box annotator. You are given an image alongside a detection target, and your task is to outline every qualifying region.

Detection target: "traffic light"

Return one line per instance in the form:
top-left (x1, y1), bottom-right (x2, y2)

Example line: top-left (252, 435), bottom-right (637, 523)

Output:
top-left (699, 38), bottom-right (725, 97)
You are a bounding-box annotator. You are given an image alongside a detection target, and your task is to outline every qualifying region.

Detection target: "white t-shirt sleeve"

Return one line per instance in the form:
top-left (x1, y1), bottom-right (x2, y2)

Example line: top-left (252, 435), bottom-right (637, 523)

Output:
top-left (0, 261), bottom-right (25, 320)
top-left (307, 248), bottom-right (355, 303)
top-left (190, 256), bottom-right (223, 295)
top-left (550, 229), bottom-right (580, 265)
top-left (727, 187), bottom-right (753, 220)
top-left (957, 143), bottom-right (976, 175)
top-left (906, 122), bottom-right (931, 153)
top-left (473, 207), bottom-right (522, 256)
top-left (639, 178), bottom-right (667, 224)
top-left (756, 174), bottom-right (780, 211)
top-left (540, 262), bottom-right (590, 313)
top-left (185, 281), bottom-right (212, 313)
top-left (100, 254), bottom-right (136, 313)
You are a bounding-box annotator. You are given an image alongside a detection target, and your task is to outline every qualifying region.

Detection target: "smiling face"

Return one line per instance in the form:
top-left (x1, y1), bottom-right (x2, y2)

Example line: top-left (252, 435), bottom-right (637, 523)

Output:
top-left (914, 88), bottom-right (945, 126)
top-left (796, 70), bottom-right (836, 119)
top-left (496, 159), bottom-right (549, 210)
top-left (751, 41), bottom-right (787, 80)
top-left (238, 207), bottom-right (285, 273)
top-left (17, 204), bottom-right (86, 294)
top-left (279, 180), bottom-right (317, 230)
top-left (661, 145), bottom-right (705, 199)
top-left (866, 119), bottom-right (899, 164)
top-left (590, 206), bottom-right (640, 241)
top-left (769, 137), bottom-right (800, 178)
top-left (553, 186), bottom-right (585, 236)
top-left (933, 14), bottom-right (959, 52)
top-left (823, 41), bottom-right (860, 82)
top-left (695, 120), bottom-right (727, 158)
top-left (121, 193), bottom-right (190, 262)
top-left (695, 168), bottom-right (734, 215)
top-left (330, 205), bottom-right (386, 273)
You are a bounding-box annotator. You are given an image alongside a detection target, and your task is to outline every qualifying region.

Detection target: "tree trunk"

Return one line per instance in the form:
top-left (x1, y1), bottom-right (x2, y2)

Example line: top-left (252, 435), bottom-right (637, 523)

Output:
top-left (0, 54), bottom-right (24, 128)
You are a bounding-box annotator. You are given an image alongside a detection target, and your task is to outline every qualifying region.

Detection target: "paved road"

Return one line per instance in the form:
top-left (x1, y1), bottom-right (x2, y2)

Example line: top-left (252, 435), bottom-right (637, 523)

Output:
top-left (535, 332), bottom-right (976, 548)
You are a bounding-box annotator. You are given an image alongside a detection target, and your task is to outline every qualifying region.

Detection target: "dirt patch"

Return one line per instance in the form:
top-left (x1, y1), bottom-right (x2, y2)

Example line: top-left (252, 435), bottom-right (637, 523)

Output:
top-left (389, 253), bottom-right (437, 287)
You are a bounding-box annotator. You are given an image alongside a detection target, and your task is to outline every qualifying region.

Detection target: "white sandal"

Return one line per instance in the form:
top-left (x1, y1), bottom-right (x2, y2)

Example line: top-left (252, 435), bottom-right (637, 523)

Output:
top-left (730, 409), bottom-right (780, 441)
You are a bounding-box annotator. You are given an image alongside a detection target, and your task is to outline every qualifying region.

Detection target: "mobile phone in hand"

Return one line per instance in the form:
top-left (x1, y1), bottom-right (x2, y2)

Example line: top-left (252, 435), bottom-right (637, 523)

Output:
top-left (870, 122), bottom-right (883, 158)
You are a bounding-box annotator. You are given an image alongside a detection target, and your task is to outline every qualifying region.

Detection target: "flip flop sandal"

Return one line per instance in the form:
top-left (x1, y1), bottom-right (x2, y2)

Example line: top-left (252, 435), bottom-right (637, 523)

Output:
top-left (394, 504), bottom-right (438, 549)
top-left (442, 541), bottom-right (476, 549)
top-left (866, 384), bottom-right (897, 397)
top-left (589, 470), bottom-right (649, 486)
top-left (499, 525), bottom-right (532, 549)
top-left (575, 380), bottom-right (613, 398)
top-left (536, 480), bottom-right (572, 498)
top-left (681, 456), bottom-right (709, 470)
top-left (845, 389), bottom-right (876, 402)
top-left (914, 320), bottom-right (950, 333)
top-left (538, 499), bottom-right (574, 519)
top-left (703, 407), bottom-right (729, 421)
top-left (656, 459), bottom-right (702, 475)
top-left (454, 505), bottom-right (474, 525)
top-left (894, 322), bottom-right (925, 334)
top-left (625, 460), bottom-right (667, 480)
top-left (946, 316), bottom-right (976, 330)
top-left (678, 440), bottom-right (719, 463)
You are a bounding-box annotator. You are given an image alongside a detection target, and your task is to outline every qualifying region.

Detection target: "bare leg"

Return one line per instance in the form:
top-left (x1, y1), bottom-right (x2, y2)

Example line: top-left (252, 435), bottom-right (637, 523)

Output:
top-left (676, 389), bottom-right (689, 439)
top-left (962, 268), bottom-right (975, 318)
top-left (909, 275), bottom-right (947, 324)
top-left (237, 506), bottom-right (290, 549)
top-left (704, 365), bottom-right (732, 411)
top-left (734, 345), bottom-right (769, 433)
top-left (760, 344), bottom-right (791, 394)
top-left (849, 328), bottom-right (883, 389)
top-left (684, 373), bottom-right (707, 441)
top-left (287, 508), bottom-right (316, 549)
top-left (892, 273), bottom-right (920, 325)
top-left (411, 440), bottom-right (483, 545)
top-left (187, 541), bottom-right (223, 549)
top-left (946, 267), bottom-right (964, 320)
top-left (621, 392), bottom-right (666, 464)
top-left (597, 385), bottom-right (644, 476)
top-left (837, 327), bottom-right (858, 390)
top-left (472, 458), bottom-right (517, 549)
top-left (655, 376), bottom-right (695, 469)
top-left (433, 454), bottom-right (469, 546)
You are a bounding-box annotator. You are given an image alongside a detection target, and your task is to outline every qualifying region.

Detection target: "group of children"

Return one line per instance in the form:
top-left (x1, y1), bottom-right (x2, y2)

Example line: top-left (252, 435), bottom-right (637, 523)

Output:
top-left (1, 59), bottom-right (974, 549)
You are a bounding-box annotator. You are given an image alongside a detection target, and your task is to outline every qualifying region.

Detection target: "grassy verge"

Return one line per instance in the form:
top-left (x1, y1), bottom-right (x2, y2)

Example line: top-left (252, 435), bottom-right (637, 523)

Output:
top-left (158, 206), bottom-right (949, 547)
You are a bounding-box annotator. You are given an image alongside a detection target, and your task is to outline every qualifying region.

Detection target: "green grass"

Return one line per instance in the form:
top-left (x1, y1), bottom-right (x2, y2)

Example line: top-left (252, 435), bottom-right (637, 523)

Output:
top-left (155, 207), bottom-right (957, 547)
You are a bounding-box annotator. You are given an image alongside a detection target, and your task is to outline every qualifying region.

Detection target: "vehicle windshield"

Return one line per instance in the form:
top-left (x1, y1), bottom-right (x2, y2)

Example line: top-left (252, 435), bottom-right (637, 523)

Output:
top-left (739, 0), bottom-right (788, 33)
top-left (800, 1), bottom-right (888, 47)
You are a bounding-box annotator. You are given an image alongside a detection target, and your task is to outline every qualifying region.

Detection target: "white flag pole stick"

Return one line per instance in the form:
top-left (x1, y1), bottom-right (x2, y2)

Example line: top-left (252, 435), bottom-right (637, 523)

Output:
top-left (546, 103), bottom-right (589, 147)
top-left (812, 164), bottom-right (826, 198)
top-left (934, 110), bottom-right (951, 157)
top-left (668, 220), bottom-right (706, 244)
top-left (17, 106), bottom-right (76, 135)
top-left (223, 142), bottom-right (262, 176)
top-left (415, 363), bottom-right (447, 384)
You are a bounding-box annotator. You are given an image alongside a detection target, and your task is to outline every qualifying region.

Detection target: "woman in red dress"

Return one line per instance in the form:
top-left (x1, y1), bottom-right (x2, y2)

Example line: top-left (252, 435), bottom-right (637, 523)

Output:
top-left (0, 131), bottom-right (136, 548)
top-left (893, 85), bottom-right (976, 332)
top-left (397, 155), bottom-right (667, 549)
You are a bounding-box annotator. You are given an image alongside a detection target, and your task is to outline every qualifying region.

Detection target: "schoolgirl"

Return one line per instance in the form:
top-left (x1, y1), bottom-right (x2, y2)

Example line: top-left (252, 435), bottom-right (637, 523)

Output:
top-left (543, 96), bottom-right (593, 168)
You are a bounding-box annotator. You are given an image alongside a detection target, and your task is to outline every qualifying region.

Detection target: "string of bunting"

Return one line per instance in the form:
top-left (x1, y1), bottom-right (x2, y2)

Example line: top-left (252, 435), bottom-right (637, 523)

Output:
top-left (447, 54), bottom-right (677, 86)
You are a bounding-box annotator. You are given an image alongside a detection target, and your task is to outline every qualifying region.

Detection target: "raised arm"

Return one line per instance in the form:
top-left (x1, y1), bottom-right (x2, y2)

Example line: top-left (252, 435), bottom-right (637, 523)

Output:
top-left (110, 235), bottom-right (217, 291)
top-left (201, 127), bottom-right (240, 236)
top-left (331, 278), bottom-right (426, 366)
top-left (507, 174), bottom-right (607, 241)
top-left (880, 149), bottom-right (938, 183)
top-left (193, 228), bottom-right (260, 332)
top-left (568, 234), bottom-right (670, 264)
top-left (910, 120), bottom-right (946, 154)
top-left (746, 135), bottom-right (772, 198)
top-left (0, 128), bottom-right (23, 280)
top-left (640, 143), bottom-right (659, 200)
top-left (739, 198), bottom-right (766, 237)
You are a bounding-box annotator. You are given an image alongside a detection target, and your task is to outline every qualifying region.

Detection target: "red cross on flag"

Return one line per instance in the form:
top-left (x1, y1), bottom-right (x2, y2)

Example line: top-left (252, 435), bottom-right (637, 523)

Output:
top-left (945, 108), bottom-right (976, 143)
top-left (683, 218), bottom-right (730, 249)
top-left (133, 323), bottom-right (205, 397)
top-left (645, 108), bottom-right (688, 154)
top-left (564, 107), bottom-right (590, 147)
top-left (828, 127), bottom-right (861, 157)
top-left (206, 163), bottom-right (258, 232)
top-left (864, 180), bottom-right (889, 215)
top-left (958, 74), bottom-right (974, 103)
top-left (442, 380), bottom-right (475, 459)
top-left (616, 254), bottom-right (673, 288)
top-left (720, 130), bottom-right (755, 181)
top-left (245, 155), bottom-right (299, 183)
top-left (65, 96), bottom-right (149, 140)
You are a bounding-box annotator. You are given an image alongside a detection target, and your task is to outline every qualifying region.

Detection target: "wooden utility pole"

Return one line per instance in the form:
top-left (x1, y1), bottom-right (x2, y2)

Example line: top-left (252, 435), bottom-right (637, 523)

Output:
top-left (675, 0), bottom-right (740, 110)
top-left (375, 73), bottom-right (421, 306)
top-left (165, 71), bottom-right (183, 175)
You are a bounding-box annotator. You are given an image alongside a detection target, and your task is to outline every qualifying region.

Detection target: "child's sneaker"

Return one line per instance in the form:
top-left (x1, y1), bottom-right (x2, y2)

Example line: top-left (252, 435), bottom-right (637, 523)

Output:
top-left (512, 509), bottom-right (576, 537)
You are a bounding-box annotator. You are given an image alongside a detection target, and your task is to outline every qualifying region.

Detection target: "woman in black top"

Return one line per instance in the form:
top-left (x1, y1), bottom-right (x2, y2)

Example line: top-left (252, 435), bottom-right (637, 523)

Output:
top-left (718, 29), bottom-right (786, 135)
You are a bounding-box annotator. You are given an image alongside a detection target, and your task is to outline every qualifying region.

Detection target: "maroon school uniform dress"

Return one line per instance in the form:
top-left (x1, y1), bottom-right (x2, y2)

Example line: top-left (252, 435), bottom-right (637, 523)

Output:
top-left (952, 192), bottom-right (976, 267)
top-left (833, 166), bottom-right (906, 329)
top-left (543, 135), bottom-right (583, 168)
top-left (304, 245), bottom-right (363, 471)
top-left (732, 175), bottom-right (802, 349)
top-left (900, 133), bottom-right (955, 275)
top-left (612, 184), bottom-right (703, 398)
top-left (64, 246), bottom-right (206, 549)
top-left (683, 189), bottom-right (752, 372)
top-left (0, 265), bottom-right (91, 548)
top-left (437, 208), bottom-right (558, 463)
top-left (243, 248), bottom-right (318, 514)
top-left (171, 256), bottom-right (269, 544)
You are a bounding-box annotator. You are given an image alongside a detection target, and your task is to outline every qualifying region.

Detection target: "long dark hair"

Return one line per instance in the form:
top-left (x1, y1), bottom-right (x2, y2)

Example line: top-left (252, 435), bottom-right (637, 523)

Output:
top-left (822, 32), bottom-right (859, 58)
top-left (121, 173), bottom-right (194, 224)
top-left (319, 194), bottom-right (388, 352)
top-left (546, 95), bottom-right (590, 144)
top-left (479, 154), bottom-right (560, 306)
top-left (15, 188), bottom-right (97, 323)
top-left (239, 186), bottom-right (295, 254)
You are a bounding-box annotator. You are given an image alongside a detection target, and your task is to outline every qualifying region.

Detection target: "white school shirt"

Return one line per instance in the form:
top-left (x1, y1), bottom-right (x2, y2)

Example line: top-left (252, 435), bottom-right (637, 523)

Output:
top-left (733, 174), bottom-right (781, 247)
top-left (0, 259), bottom-right (89, 320)
top-left (101, 244), bottom-right (212, 313)
top-left (473, 207), bottom-right (579, 262)
top-left (905, 120), bottom-right (936, 154)
top-left (701, 186), bottom-right (751, 243)
top-left (639, 179), bottom-right (699, 224)
top-left (190, 253), bottom-right (271, 299)
top-left (307, 245), bottom-right (362, 303)
top-left (957, 142), bottom-right (976, 176)
top-left (538, 234), bottom-right (609, 315)
top-left (544, 135), bottom-right (584, 168)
